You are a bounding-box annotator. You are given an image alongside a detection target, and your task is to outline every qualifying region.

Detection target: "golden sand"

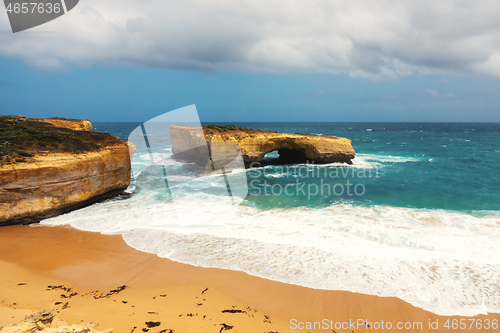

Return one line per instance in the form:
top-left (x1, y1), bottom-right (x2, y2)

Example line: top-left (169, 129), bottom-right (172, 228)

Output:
top-left (0, 225), bottom-right (498, 332)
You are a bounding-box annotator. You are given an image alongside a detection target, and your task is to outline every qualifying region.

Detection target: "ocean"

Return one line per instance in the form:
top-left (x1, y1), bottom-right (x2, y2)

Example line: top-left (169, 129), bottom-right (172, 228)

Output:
top-left (41, 122), bottom-right (500, 316)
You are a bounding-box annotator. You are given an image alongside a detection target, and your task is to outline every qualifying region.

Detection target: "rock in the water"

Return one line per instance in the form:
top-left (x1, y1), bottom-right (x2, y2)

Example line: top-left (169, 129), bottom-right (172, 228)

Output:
top-left (170, 124), bottom-right (355, 172)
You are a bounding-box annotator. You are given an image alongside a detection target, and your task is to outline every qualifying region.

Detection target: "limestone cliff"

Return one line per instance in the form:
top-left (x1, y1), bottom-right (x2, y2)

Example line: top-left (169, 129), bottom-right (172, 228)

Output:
top-left (0, 116), bottom-right (133, 226)
top-left (170, 125), bottom-right (355, 171)
top-left (32, 117), bottom-right (93, 131)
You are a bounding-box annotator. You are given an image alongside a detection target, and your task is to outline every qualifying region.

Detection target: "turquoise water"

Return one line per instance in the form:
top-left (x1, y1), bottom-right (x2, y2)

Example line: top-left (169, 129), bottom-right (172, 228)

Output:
top-left (43, 122), bottom-right (500, 316)
top-left (244, 122), bottom-right (500, 212)
top-left (95, 121), bottom-right (500, 212)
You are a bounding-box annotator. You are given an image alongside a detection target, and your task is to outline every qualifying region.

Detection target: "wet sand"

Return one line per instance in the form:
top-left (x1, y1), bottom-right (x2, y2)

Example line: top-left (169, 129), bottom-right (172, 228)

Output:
top-left (0, 224), bottom-right (498, 332)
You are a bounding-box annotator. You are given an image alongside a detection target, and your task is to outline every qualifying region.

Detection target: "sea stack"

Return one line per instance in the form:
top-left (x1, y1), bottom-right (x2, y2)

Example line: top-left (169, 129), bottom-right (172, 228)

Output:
top-left (170, 124), bottom-right (355, 172)
top-left (0, 116), bottom-right (134, 226)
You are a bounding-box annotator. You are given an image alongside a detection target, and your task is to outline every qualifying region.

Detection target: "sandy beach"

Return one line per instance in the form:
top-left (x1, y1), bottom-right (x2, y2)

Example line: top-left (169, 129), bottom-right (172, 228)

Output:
top-left (2, 0), bottom-right (500, 331)
top-left (0, 224), bottom-right (498, 332)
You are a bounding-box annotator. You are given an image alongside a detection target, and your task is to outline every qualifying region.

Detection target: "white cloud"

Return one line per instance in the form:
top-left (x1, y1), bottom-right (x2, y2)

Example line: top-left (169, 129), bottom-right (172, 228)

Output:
top-left (1, 0), bottom-right (499, 79)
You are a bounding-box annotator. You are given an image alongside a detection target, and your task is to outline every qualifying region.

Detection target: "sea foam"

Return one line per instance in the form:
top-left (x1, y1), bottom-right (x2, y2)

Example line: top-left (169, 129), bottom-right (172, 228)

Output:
top-left (41, 193), bottom-right (500, 316)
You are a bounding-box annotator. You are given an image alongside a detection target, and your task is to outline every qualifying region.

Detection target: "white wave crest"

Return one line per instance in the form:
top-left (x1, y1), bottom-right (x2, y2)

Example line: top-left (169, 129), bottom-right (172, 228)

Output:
top-left (40, 197), bottom-right (500, 316)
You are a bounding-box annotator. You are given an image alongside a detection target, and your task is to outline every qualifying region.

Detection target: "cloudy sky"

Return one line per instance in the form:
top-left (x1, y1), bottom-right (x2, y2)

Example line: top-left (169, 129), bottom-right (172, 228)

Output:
top-left (1, 0), bottom-right (499, 122)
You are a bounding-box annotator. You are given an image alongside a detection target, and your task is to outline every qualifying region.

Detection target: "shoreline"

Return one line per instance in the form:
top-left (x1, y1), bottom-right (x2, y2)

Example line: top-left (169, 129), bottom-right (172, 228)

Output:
top-left (0, 224), bottom-right (498, 332)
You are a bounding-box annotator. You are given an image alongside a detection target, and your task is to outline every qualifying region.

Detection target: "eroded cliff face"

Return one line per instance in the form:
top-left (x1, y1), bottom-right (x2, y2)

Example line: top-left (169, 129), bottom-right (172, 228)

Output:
top-left (0, 117), bottom-right (133, 226)
top-left (170, 125), bottom-right (355, 172)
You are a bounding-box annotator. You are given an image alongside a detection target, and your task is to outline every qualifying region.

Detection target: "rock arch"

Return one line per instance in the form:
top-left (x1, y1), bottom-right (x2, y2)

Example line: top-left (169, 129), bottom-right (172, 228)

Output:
top-left (170, 125), bottom-right (355, 172)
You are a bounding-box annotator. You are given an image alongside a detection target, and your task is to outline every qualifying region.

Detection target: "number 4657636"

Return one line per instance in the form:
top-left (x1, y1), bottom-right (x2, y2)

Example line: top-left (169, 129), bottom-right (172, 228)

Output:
top-left (5, 2), bottom-right (61, 14)
top-left (444, 318), bottom-right (498, 330)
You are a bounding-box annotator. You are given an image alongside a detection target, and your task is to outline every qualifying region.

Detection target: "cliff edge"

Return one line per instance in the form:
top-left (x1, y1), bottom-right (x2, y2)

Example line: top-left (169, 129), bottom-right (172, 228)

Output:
top-left (170, 124), bottom-right (355, 172)
top-left (0, 116), bottom-right (133, 226)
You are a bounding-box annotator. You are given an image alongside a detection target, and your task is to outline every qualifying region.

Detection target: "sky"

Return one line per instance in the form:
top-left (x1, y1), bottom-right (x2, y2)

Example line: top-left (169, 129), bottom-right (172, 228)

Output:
top-left (1, 0), bottom-right (499, 122)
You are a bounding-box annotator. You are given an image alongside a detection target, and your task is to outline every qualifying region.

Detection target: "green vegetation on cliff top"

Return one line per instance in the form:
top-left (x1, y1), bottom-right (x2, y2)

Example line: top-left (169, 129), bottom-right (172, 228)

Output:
top-left (0, 115), bottom-right (123, 165)
top-left (203, 124), bottom-right (276, 134)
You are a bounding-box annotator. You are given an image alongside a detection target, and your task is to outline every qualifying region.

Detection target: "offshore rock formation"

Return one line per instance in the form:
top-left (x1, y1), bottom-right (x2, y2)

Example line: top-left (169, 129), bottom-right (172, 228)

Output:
top-left (0, 116), bottom-right (133, 226)
top-left (170, 125), bottom-right (355, 172)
